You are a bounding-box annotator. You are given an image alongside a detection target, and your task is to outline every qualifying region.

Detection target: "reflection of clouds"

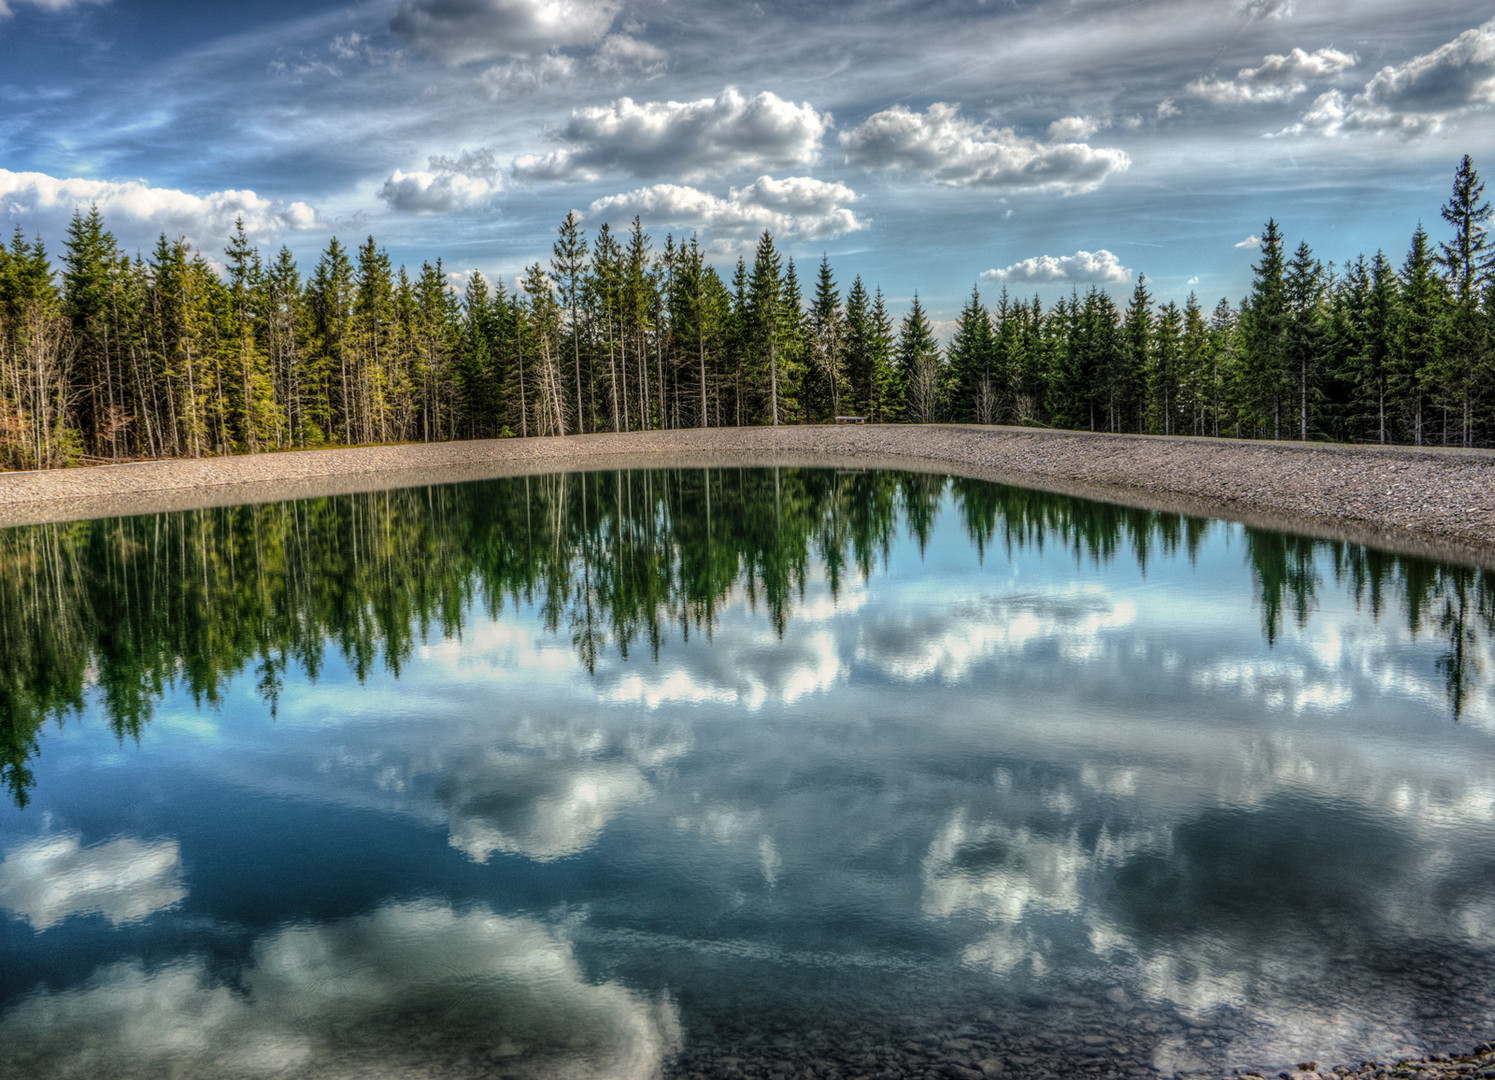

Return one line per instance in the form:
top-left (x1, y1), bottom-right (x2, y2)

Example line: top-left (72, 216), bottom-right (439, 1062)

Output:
top-left (922, 813), bottom-right (1087, 922)
top-left (0, 901), bottom-right (681, 1080)
top-left (1192, 656), bottom-right (1354, 713)
top-left (437, 752), bottom-right (653, 862)
top-left (924, 808), bottom-right (1160, 929)
top-left (856, 588), bottom-right (1135, 682)
top-left (0, 834), bottom-right (185, 931)
top-left (600, 629), bottom-right (844, 711)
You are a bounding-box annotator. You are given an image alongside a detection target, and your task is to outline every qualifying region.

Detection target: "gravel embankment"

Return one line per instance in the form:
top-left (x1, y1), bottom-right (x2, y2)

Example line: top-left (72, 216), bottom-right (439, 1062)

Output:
top-left (3, 425), bottom-right (1494, 564)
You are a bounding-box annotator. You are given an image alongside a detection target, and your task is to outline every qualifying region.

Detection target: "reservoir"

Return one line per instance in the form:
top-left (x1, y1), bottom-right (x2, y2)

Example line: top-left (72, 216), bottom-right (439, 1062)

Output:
top-left (2, 467), bottom-right (1493, 1079)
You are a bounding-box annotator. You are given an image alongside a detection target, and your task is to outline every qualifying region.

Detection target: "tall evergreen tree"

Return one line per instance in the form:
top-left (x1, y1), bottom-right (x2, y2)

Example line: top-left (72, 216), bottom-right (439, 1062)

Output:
top-left (897, 293), bottom-right (942, 423)
top-left (1240, 220), bottom-right (1290, 438)
top-left (550, 210), bottom-right (589, 434)
top-left (1393, 224), bottom-right (1444, 445)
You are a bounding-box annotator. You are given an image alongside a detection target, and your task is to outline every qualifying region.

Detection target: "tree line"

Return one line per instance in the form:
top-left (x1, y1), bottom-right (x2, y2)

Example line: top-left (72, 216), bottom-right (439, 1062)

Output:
top-left (3, 466), bottom-right (1489, 806)
top-left (1, 157), bottom-right (1491, 469)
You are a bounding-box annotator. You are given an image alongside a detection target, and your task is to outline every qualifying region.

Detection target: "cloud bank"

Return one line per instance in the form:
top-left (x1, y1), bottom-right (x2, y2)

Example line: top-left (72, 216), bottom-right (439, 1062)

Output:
top-left (840, 103), bottom-right (1129, 194)
top-left (0, 169), bottom-right (320, 251)
top-left (514, 88), bottom-right (829, 184)
top-left (1288, 19), bottom-right (1495, 137)
top-left (586, 175), bottom-right (863, 245)
top-left (1186, 47), bottom-right (1356, 105)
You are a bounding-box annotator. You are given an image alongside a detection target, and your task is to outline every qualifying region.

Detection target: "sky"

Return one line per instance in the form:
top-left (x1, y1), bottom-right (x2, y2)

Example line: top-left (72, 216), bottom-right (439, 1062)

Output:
top-left (1, 0), bottom-right (1493, 329)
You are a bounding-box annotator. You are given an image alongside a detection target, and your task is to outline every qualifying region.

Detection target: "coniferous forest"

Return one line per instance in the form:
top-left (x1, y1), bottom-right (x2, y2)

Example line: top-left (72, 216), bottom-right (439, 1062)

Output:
top-left (1, 156), bottom-right (1492, 471)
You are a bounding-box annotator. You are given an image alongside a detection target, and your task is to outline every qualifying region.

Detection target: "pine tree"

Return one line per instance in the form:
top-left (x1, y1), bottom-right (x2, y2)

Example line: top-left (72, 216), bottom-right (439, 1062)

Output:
top-left (523, 262), bottom-right (567, 436)
top-left (897, 293), bottom-right (942, 423)
top-left (307, 237), bottom-right (356, 445)
top-left (869, 287), bottom-right (897, 422)
top-left (747, 230), bottom-right (784, 425)
top-left (808, 254), bottom-right (844, 421)
top-left (1284, 240), bottom-right (1326, 440)
top-left (223, 218), bottom-right (279, 451)
top-left (1118, 276), bottom-right (1152, 433)
top-left (1150, 299), bottom-right (1184, 435)
top-left (947, 285), bottom-right (995, 423)
top-left (1239, 220), bottom-right (1290, 438)
top-left (550, 210), bottom-right (589, 434)
top-left (1393, 224), bottom-right (1444, 445)
top-left (62, 206), bottom-right (127, 457)
top-left (1435, 155), bottom-right (1492, 446)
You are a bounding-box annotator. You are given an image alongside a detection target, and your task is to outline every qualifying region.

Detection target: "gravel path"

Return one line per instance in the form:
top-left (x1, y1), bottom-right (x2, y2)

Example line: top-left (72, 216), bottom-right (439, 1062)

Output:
top-left (3, 425), bottom-right (1493, 563)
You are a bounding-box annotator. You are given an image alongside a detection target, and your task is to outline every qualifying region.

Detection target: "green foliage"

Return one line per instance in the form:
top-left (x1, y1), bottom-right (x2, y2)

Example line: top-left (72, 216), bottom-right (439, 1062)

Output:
top-left (4, 155), bottom-right (1495, 468)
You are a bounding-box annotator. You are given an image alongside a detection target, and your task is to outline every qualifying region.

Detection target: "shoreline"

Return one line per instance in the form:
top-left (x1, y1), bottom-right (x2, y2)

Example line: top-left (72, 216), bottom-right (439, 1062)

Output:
top-left (3, 425), bottom-right (1494, 566)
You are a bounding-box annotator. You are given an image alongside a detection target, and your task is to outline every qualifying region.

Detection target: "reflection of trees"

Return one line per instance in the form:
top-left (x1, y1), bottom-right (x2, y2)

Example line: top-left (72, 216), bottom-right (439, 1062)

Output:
top-left (3, 468), bottom-right (1495, 806)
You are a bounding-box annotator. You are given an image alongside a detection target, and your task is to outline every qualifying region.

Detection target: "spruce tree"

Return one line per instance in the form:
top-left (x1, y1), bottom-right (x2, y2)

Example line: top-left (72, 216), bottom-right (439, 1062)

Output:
top-left (1240, 220), bottom-right (1289, 438)
top-left (897, 293), bottom-right (941, 423)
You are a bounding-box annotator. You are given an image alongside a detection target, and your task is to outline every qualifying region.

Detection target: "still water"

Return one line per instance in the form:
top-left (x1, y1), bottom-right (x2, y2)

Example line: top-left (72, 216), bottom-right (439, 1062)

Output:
top-left (2, 467), bottom-right (1494, 1080)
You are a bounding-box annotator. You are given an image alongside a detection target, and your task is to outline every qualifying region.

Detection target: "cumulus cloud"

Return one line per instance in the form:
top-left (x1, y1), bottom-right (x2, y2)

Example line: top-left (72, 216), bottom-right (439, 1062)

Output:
top-left (0, 0), bottom-right (106, 15)
top-left (1186, 47), bottom-right (1356, 104)
top-left (379, 148), bottom-right (504, 212)
top-left (0, 901), bottom-right (682, 1080)
top-left (0, 169), bottom-right (320, 252)
top-left (980, 249), bottom-right (1133, 284)
top-left (0, 833), bottom-right (185, 931)
top-left (514, 87), bottom-right (829, 184)
top-left (390, 0), bottom-right (620, 65)
top-left (1286, 19), bottom-right (1495, 137)
top-left (1235, 234), bottom-right (1262, 249)
top-left (840, 103), bottom-right (1128, 195)
top-left (586, 175), bottom-right (863, 245)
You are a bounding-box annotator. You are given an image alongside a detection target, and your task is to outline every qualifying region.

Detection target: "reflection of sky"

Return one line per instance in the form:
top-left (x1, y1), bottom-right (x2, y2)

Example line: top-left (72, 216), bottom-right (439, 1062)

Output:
top-left (5, 482), bottom-right (1495, 1074)
top-left (0, 900), bottom-right (680, 1080)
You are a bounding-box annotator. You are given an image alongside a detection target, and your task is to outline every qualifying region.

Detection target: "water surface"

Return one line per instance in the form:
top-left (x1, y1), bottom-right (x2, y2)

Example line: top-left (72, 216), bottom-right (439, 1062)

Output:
top-left (2, 467), bottom-right (1494, 1080)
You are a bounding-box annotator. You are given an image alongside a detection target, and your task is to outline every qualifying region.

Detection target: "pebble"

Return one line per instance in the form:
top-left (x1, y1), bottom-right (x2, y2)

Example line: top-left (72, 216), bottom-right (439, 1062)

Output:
top-left (4, 426), bottom-right (1494, 566)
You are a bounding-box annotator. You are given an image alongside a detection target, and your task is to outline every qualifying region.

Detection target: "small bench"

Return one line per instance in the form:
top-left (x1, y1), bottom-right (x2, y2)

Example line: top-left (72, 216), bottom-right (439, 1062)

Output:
top-left (834, 416), bottom-right (866, 424)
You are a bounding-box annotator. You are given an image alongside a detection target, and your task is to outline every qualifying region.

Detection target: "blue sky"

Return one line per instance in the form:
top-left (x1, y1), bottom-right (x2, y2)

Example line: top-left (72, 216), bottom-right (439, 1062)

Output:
top-left (1, 0), bottom-right (1492, 329)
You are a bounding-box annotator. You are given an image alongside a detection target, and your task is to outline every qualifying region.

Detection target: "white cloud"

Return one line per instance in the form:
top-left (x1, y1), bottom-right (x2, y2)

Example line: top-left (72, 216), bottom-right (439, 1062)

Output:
top-left (1186, 47), bottom-right (1356, 105)
top-left (1047, 115), bottom-right (1102, 141)
top-left (0, 0), bottom-right (106, 15)
top-left (840, 103), bottom-right (1128, 195)
top-left (592, 33), bottom-right (667, 76)
top-left (1286, 19), bottom-right (1495, 137)
top-left (379, 148), bottom-right (505, 212)
top-left (389, 0), bottom-right (620, 65)
top-left (586, 174), bottom-right (863, 245)
top-left (514, 87), bottom-right (829, 184)
top-left (980, 249), bottom-right (1133, 284)
top-left (0, 833), bottom-right (185, 931)
top-left (1155, 98), bottom-right (1180, 120)
top-left (0, 900), bottom-right (682, 1080)
top-left (478, 53), bottom-right (578, 96)
top-left (0, 169), bottom-right (323, 251)
top-left (1235, 234), bottom-right (1262, 248)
